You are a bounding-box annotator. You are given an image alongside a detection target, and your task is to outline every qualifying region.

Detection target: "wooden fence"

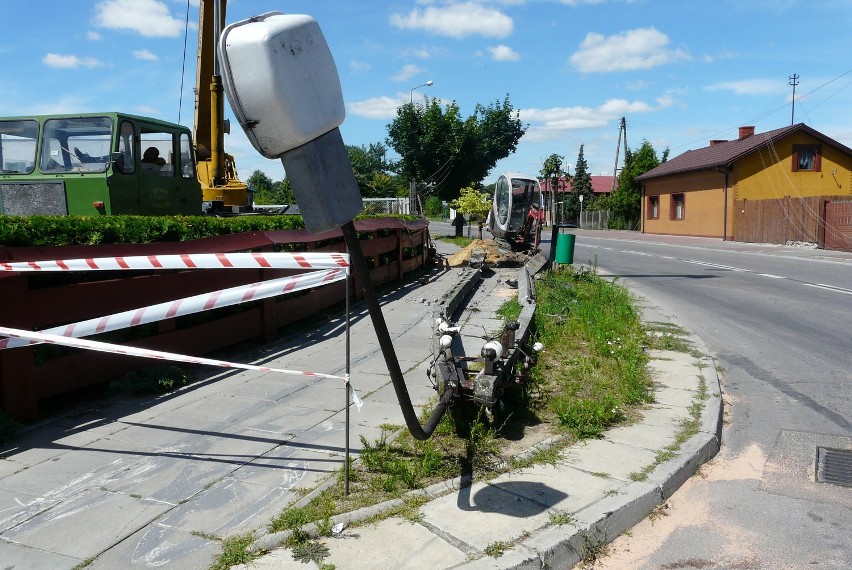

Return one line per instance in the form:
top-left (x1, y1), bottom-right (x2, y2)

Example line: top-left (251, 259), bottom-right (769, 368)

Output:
top-left (733, 196), bottom-right (852, 250)
top-left (0, 218), bottom-right (429, 420)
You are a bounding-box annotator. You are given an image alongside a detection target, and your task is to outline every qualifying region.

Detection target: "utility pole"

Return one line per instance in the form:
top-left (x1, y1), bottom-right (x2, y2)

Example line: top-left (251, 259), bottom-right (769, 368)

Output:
top-left (611, 117), bottom-right (627, 192)
top-left (789, 74), bottom-right (799, 126)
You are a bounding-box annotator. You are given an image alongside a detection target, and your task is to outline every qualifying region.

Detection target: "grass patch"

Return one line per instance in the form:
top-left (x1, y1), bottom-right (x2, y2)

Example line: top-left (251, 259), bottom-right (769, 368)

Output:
top-left (435, 235), bottom-right (474, 248)
top-left (496, 297), bottom-right (522, 322)
top-left (534, 267), bottom-right (653, 439)
top-left (208, 533), bottom-right (259, 570)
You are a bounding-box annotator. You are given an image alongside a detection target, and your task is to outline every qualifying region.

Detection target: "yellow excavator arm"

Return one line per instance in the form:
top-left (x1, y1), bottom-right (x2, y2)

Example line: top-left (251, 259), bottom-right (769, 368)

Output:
top-left (194, 0), bottom-right (248, 210)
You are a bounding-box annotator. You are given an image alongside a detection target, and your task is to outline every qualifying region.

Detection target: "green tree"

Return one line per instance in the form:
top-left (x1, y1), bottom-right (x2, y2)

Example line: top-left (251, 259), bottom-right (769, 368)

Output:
top-left (386, 95), bottom-right (526, 201)
top-left (610, 140), bottom-right (662, 228)
top-left (564, 145), bottom-right (593, 222)
top-left (450, 186), bottom-right (491, 225)
top-left (246, 170), bottom-right (274, 195)
top-left (540, 153), bottom-right (568, 225)
top-left (347, 142), bottom-right (399, 198)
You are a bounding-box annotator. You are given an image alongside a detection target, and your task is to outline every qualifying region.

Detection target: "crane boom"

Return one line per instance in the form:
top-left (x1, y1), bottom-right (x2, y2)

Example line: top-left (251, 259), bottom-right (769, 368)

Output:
top-left (194, 0), bottom-right (248, 211)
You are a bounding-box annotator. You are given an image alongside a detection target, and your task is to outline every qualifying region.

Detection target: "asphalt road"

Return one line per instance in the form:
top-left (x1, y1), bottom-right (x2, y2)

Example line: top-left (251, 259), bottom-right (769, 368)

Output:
top-left (551, 230), bottom-right (852, 570)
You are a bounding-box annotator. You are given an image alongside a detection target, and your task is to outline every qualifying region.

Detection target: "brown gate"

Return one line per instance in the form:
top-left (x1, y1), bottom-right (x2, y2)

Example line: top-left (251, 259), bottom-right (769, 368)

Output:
top-left (825, 201), bottom-right (852, 251)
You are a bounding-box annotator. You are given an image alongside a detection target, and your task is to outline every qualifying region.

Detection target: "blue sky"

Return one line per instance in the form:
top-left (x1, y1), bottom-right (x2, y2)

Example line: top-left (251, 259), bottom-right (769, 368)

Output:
top-left (2, 0), bottom-right (851, 186)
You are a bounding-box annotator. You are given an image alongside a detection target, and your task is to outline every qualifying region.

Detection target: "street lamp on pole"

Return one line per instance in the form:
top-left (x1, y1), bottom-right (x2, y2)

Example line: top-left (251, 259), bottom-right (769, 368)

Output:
top-left (409, 80), bottom-right (433, 104)
top-left (407, 81), bottom-right (434, 215)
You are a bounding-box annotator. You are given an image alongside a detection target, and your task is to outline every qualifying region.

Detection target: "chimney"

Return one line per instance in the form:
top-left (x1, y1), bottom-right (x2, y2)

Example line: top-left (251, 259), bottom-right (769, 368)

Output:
top-left (709, 139), bottom-right (727, 146)
top-left (738, 126), bottom-right (755, 140)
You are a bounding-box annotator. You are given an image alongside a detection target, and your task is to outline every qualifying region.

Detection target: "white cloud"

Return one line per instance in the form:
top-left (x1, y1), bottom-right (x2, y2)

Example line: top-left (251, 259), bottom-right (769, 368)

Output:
top-left (133, 49), bottom-right (158, 61)
top-left (392, 63), bottom-right (427, 82)
top-left (569, 27), bottom-right (690, 73)
top-left (489, 44), bottom-right (520, 62)
top-left (87, 31), bottom-right (102, 41)
top-left (350, 60), bottom-right (372, 73)
top-left (519, 97), bottom-right (657, 142)
top-left (93, 0), bottom-right (186, 38)
top-left (42, 53), bottom-right (104, 69)
top-left (390, 2), bottom-right (513, 39)
top-left (705, 79), bottom-right (782, 95)
top-left (348, 96), bottom-right (407, 120)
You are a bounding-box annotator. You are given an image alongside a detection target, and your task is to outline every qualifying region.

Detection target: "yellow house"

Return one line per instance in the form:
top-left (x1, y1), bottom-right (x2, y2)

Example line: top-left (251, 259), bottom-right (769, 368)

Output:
top-left (636, 124), bottom-right (852, 250)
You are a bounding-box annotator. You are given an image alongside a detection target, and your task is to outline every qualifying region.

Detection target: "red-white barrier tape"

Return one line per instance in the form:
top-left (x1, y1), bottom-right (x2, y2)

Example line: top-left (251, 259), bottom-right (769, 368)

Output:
top-left (0, 268), bottom-right (347, 350)
top-left (0, 251), bottom-right (363, 409)
top-left (0, 325), bottom-right (346, 379)
top-left (0, 252), bottom-right (350, 273)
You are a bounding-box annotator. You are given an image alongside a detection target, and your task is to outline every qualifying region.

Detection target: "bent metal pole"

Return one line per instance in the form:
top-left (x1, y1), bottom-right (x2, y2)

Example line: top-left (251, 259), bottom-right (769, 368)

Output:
top-left (341, 221), bottom-right (452, 440)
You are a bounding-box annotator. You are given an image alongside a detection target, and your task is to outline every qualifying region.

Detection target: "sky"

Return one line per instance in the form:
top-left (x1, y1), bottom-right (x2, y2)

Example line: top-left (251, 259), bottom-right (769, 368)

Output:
top-left (2, 0), bottom-right (852, 187)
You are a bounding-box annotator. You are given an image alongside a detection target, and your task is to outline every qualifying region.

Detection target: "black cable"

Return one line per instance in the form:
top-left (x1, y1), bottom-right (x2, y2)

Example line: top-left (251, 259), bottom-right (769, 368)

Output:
top-left (341, 221), bottom-right (450, 440)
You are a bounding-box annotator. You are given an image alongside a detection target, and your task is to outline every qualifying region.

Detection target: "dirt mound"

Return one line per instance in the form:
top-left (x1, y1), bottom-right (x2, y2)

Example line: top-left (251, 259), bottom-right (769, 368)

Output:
top-left (445, 239), bottom-right (530, 267)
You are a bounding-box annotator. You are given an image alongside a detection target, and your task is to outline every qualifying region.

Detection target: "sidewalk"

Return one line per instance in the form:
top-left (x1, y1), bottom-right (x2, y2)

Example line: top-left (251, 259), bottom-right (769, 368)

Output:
top-left (0, 237), bottom-right (722, 569)
top-left (233, 241), bottom-right (723, 569)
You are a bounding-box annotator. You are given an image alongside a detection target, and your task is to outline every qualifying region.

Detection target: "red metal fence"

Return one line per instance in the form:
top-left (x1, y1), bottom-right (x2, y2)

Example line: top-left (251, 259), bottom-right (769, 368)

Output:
top-left (0, 218), bottom-right (429, 420)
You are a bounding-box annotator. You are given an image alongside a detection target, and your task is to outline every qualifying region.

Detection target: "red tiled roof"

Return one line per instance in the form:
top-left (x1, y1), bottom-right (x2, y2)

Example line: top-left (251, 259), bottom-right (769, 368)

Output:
top-left (636, 123), bottom-right (852, 182)
top-left (540, 175), bottom-right (614, 193)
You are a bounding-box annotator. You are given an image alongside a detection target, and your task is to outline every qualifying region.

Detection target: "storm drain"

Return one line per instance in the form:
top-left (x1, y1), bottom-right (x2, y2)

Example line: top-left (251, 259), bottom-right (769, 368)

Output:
top-left (815, 447), bottom-right (852, 488)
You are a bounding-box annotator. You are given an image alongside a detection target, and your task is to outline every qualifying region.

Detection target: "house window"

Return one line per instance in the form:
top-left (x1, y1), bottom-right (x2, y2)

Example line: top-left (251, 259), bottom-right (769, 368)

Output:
top-left (648, 195), bottom-right (660, 219)
top-left (792, 144), bottom-right (821, 172)
top-left (671, 193), bottom-right (685, 220)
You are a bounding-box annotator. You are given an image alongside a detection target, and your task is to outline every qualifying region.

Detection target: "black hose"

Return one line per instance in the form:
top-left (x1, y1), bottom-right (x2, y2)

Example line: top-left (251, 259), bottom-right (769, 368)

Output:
top-left (341, 221), bottom-right (450, 440)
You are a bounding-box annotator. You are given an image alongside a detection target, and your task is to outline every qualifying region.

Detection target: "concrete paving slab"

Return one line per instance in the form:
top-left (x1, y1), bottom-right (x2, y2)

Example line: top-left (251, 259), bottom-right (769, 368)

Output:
top-left (1, 488), bottom-right (169, 559)
top-left (653, 384), bottom-right (700, 408)
top-left (561, 438), bottom-right (658, 481)
top-left (159, 476), bottom-right (300, 536)
top-left (229, 445), bottom-right (341, 489)
top-left (231, 548), bottom-right (320, 569)
top-left (0, 448), bottom-right (125, 497)
top-left (0, 538), bottom-right (83, 570)
top-left (0, 487), bottom-right (55, 533)
top-left (604, 421), bottom-right (680, 450)
top-left (636, 403), bottom-right (691, 429)
top-left (87, 520), bottom-right (221, 570)
top-left (324, 517), bottom-right (469, 570)
top-left (488, 463), bottom-right (623, 515)
top-left (420, 481), bottom-right (555, 551)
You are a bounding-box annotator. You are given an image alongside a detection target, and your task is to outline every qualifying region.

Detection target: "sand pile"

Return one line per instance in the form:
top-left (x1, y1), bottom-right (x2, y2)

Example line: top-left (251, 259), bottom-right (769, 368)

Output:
top-left (445, 239), bottom-right (507, 267)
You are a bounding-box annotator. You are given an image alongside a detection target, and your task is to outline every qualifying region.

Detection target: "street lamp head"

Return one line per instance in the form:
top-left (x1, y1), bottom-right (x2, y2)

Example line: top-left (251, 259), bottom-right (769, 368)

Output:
top-left (426, 80), bottom-right (433, 87)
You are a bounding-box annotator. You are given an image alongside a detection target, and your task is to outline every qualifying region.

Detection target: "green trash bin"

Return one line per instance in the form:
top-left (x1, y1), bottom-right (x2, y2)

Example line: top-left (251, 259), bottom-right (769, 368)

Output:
top-left (555, 232), bottom-right (575, 264)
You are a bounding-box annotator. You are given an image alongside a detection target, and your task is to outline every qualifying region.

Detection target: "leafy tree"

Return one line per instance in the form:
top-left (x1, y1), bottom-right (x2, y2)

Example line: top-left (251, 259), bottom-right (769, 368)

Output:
top-left (450, 186), bottom-right (491, 223)
top-left (423, 196), bottom-right (443, 218)
top-left (386, 95), bottom-right (526, 201)
top-left (347, 142), bottom-right (400, 198)
top-left (540, 153), bottom-right (568, 225)
top-left (246, 170), bottom-right (274, 195)
top-left (610, 140), bottom-right (661, 228)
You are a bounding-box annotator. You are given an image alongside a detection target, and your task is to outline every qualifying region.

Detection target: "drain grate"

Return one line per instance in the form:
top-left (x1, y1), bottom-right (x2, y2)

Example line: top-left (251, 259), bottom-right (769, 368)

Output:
top-left (815, 447), bottom-right (852, 488)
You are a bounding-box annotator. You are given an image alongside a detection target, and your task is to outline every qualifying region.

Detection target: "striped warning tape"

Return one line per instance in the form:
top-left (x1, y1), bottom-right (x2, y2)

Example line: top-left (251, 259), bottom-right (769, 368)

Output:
top-left (0, 268), bottom-right (347, 350)
top-left (0, 252), bottom-right (350, 273)
top-left (0, 325), bottom-right (362, 409)
top-left (0, 251), bottom-right (362, 408)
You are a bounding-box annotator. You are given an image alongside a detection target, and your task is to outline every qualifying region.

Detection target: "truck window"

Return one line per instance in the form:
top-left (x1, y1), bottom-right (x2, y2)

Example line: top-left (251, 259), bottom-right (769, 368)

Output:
top-left (179, 132), bottom-right (195, 179)
top-left (39, 116), bottom-right (112, 174)
top-left (115, 121), bottom-right (136, 174)
top-left (140, 130), bottom-right (175, 177)
top-left (0, 119), bottom-right (38, 174)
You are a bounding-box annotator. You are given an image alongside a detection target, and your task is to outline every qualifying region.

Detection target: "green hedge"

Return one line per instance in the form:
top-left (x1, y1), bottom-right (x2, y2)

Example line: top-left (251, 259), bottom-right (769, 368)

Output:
top-left (0, 214), bottom-right (424, 247)
top-left (0, 215), bottom-right (310, 247)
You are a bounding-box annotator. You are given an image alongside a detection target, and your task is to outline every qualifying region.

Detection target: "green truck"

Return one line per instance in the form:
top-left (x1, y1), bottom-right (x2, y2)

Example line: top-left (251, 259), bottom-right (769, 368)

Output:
top-left (0, 113), bottom-right (202, 216)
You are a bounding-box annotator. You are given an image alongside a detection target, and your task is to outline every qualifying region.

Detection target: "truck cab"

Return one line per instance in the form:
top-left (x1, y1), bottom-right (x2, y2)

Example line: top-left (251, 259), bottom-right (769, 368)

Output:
top-left (0, 113), bottom-right (202, 216)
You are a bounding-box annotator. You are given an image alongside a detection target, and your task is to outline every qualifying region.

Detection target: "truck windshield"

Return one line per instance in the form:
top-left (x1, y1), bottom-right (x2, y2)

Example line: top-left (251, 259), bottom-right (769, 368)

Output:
top-left (39, 116), bottom-right (113, 174)
top-left (0, 119), bottom-right (38, 174)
